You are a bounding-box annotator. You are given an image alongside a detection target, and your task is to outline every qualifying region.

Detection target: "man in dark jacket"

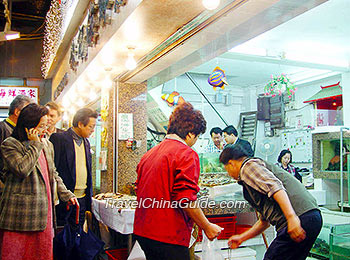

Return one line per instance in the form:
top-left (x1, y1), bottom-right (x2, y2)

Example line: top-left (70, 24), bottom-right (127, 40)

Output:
top-left (50, 108), bottom-right (98, 226)
top-left (222, 125), bottom-right (254, 157)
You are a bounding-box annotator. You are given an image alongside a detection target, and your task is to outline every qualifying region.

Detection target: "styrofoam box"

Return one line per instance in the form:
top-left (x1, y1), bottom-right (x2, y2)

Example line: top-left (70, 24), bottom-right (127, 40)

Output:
top-left (208, 183), bottom-right (242, 198)
top-left (199, 248), bottom-right (256, 260)
top-left (225, 248), bottom-right (256, 259)
top-left (308, 190), bottom-right (326, 205)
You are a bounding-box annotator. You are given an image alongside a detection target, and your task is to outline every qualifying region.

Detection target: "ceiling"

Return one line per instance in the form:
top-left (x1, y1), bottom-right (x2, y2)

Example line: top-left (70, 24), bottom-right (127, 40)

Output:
top-left (190, 0), bottom-right (350, 88)
top-left (0, 0), bottom-right (50, 37)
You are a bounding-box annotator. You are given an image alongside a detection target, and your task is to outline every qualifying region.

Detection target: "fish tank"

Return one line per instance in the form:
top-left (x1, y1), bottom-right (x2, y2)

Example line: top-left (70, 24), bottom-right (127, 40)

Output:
top-left (312, 131), bottom-right (350, 179)
top-left (330, 224), bottom-right (350, 260)
top-left (198, 153), bottom-right (236, 198)
top-left (311, 224), bottom-right (331, 258)
top-left (320, 139), bottom-right (350, 172)
top-left (311, 223), bottom-right (350, 259)
top-left (199, 152), bottom-right (225, 173)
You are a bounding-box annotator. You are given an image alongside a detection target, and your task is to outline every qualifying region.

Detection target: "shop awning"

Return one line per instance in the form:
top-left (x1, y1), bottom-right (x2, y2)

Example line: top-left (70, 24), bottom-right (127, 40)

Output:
top-left (304, 82), bottom-right (342, 103)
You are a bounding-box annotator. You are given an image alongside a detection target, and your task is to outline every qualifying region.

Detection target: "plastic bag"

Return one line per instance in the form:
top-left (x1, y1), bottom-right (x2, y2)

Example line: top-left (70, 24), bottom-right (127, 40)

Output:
top-left (202, 233), bottom-right (224, 260)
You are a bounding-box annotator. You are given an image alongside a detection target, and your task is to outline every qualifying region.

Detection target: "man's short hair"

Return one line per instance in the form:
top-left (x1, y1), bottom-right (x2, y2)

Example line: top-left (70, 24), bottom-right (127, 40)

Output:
top-left (72, 108), bottom-right (98, 127)
top-left (45, 101), bottom-right (63, 117)
top-left (8, 95), bottom-right (33, 116)
top-left (219, 143), bottom-right (250, 165)
top-left (167, 102), bottom-right (206, 139)
top-left (223, 125), bottom-right (238, 137)
top-left (210, 127), bottom-right (222, 137)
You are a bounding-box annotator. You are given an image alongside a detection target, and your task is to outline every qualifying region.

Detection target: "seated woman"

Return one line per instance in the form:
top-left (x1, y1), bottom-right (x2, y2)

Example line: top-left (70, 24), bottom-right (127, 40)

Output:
top-left (0, 103), bottom-right (78, 260)
top-left (276, 150), bottom-right (302, 183)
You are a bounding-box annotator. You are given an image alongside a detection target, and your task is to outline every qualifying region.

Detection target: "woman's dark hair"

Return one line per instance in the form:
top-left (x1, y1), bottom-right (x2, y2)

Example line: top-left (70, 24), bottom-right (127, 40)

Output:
top-left (219, 143), bottom-right (250, 165)
top-left (167, 102), bottom-right (206, 139)
top-left (12, 103), bottom-right (49, 142)
top-left (277, 149), bottom-right (292, 163)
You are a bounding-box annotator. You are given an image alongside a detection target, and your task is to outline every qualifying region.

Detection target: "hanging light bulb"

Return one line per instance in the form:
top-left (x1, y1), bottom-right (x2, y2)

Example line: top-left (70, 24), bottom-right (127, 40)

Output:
top-left (68, 88), bottom-right (77, 102)
top-left (125, 52), bottom-right (137, 70)
top-left (89, 89), bottom-right (97, 101)
top-left (62, 96), bottom-right (71, 108)
top-left (202, 0), bottom-right (220, 10)
top-left (69, 107), bottom-right (76, 116)
top-left (77, 98), bottom-right (85, 108)
top-left (125, 47), bottom-right (137, 70)
top-left (62, 112), bottom-right (69, 122)
top-left (102, 78), bottom-right (113, 90)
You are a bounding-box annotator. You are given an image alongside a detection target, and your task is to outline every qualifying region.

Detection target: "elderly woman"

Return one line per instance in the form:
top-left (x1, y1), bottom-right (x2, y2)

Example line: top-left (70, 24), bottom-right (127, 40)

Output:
top-left (220, 143), bottom-right (322, 260)
top-left (276, 150), bottom-right (302, 183)
top-left (0, 103), bottom-right (78, 260)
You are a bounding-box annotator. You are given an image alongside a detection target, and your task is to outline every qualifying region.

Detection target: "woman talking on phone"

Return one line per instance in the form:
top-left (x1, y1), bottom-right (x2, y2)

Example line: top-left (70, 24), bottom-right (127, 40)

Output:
top-left (0, 103), bottom-right (78, 260)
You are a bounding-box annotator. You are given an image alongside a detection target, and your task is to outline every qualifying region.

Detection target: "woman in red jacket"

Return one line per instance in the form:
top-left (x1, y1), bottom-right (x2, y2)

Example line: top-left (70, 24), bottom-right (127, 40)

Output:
top-left (134, 102), bottom-right (222, 260)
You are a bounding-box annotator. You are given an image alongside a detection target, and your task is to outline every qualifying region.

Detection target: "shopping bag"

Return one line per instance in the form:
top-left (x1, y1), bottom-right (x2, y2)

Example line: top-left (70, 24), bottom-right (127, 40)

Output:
top-left (53, 204), bottom-right (105, 260)
top-left (127, 241), bottom-right (146, 260)
top-left (201, 233), bottom-right (224, 260)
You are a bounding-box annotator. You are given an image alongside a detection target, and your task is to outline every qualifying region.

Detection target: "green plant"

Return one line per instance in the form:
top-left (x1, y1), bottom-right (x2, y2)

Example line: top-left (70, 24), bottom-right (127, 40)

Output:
top-left (264, 73), bottom-right (297, 98)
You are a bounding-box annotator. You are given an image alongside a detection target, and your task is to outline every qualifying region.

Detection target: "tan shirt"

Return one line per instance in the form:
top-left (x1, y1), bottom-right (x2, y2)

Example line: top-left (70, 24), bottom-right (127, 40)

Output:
top-left (74, 141), bottom-right (87, 198)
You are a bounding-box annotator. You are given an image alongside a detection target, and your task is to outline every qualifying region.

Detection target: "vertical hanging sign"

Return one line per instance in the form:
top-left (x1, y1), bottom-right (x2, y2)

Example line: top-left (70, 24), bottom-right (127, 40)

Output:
top-left (118, 113), bottom-right (133, 140)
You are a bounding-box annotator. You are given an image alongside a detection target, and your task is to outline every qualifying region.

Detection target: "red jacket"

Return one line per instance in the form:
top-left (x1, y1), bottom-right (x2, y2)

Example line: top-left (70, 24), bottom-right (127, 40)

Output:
top-left (133, 138), bottom-right (200, 246)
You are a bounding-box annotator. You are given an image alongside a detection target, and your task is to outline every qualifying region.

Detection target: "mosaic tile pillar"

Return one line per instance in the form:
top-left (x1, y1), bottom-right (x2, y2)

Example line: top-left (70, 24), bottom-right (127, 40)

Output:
top-left (100, 86), bottom-right (115, 193)
top-left (101, 81), bottom-right (147, 193)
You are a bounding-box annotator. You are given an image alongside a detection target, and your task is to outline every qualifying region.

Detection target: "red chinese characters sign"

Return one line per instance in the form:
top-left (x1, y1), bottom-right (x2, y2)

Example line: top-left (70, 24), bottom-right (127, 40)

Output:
top-left (0, 86), bottom-right (39, 107)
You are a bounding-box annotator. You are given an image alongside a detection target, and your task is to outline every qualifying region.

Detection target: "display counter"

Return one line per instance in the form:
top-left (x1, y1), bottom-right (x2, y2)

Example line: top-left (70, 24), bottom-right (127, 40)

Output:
top-left (92, 192), bottom-right (253, 233)
top-left (92, 198), bottom-right (135, 235)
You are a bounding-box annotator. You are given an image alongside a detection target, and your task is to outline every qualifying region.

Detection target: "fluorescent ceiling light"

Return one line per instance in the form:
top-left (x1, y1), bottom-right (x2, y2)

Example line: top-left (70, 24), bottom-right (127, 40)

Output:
top-left (202, 0), bottom-right (220, 10)
top-left (5, 31), bottom-right (20, 40)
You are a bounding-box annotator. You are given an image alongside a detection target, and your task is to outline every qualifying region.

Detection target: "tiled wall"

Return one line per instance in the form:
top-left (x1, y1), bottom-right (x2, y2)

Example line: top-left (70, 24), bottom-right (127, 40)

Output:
top-left (116, 82), bottom-right (147, 192)
top-left (101, 82), bottom-right (147, 193)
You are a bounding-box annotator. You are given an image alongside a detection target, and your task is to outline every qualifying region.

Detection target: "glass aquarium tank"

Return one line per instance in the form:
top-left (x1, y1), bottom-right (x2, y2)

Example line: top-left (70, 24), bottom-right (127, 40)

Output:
top-left (311, 222), bottom-right (350, 259)
top-left (311, 223), bottom-right (331, 259)
top-left (199, 152), bottom-right (225, 173)
top-left (321, 139), bottom-right (350, 171)
top-left (330, 224), bottom-right (350, 260)
top-left (312, 131), bottom-right (350, 179)
top-left (198, 153), bottom-right (237, 198)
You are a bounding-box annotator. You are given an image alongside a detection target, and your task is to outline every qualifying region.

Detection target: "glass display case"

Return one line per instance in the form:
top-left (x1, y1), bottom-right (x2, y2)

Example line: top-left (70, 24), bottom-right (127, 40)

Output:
top-left (311, 222), bottom-right (350, 260)
top-left (312, 131), bottom-right (350, 179)
top-left (331, 232), bottom-right (350, 259)
top-left (320, 139), bottom-right (350, 172)
top-left (198, 153), bottom-right (238, 199)
top-left (311, 223), bottom-right (331, 259)
top-left (199, 152), bottom-right (225, 173)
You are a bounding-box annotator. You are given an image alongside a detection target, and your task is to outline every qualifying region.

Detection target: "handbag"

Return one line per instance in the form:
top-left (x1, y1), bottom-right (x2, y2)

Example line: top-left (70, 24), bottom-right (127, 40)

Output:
top-left (53, 204), bottom-right (105, 260)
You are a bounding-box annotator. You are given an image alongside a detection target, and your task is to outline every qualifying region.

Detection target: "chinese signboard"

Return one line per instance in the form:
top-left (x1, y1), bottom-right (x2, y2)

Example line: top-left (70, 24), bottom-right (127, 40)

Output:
top-left (118, 113), bottom-right (133, 140)
top-left (0, 86), bottom-right (39, 107)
